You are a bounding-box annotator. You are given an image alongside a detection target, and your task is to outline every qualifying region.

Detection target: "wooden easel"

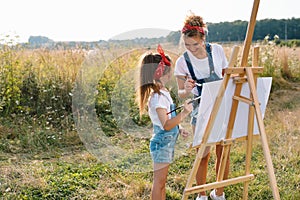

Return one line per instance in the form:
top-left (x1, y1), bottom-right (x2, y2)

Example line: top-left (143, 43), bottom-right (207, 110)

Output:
top-left (182, 0), bottom-right (280, 199)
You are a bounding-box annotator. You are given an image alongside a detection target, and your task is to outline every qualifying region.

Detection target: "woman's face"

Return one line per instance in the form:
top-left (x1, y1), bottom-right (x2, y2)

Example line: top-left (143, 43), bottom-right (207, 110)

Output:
top-left (183, 35), bottom-right (205, 56)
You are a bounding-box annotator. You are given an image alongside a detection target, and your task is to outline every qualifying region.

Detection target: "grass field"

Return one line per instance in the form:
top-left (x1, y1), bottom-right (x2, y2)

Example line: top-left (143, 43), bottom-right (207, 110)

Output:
top-left (0, 40), bottom-right (300, 199)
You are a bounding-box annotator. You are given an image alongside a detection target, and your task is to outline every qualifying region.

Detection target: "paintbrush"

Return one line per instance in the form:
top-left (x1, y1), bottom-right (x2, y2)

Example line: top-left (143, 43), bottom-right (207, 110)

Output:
top-left (177, 76), bottom-right (202, 87)
top-left (166, 96), bottom-right (201, 115)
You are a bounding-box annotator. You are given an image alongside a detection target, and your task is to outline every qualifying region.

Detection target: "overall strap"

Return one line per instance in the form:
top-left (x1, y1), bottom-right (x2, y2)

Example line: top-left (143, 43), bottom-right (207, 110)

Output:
top-left (183, 52), bottom-right (197, 80)
top-left (205, 43), bottom-right (222, 82)
top-left (205, 42), bottom-right (215, 75)
top-left (183, 52), bottom-right (204, 96)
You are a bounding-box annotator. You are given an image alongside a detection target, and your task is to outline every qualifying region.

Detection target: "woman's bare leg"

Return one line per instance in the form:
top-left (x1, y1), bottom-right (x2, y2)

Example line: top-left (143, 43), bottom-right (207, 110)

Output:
top-left (193, 125), bottom-right (211, 197)
top-left (215, 144), bottom-right (230, 196)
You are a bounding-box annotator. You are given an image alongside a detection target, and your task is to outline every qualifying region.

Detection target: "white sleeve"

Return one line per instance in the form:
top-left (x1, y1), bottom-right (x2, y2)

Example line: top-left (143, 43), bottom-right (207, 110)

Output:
top-left (174, 56), bottom-right (189, 77)
top-left (150, 93), bottom-right (169, 110)
top-left (219, 45), bottom-right (228, 69)
top-left (155, 95), bottom-right (169, 110)
top-left (213, 44), bottom-right (228, 70)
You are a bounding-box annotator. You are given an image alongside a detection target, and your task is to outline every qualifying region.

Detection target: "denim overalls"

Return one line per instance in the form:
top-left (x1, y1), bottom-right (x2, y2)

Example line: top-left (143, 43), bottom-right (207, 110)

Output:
top-left (184, 43), bottom-right (222, 125)
top-left (150, 103), bottom-right (179, 163)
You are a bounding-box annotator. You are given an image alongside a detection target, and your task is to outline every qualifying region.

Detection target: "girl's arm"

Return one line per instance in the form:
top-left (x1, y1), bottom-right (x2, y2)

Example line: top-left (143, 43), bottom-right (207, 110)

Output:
top-left (156, 99), bottom-right (192, 131)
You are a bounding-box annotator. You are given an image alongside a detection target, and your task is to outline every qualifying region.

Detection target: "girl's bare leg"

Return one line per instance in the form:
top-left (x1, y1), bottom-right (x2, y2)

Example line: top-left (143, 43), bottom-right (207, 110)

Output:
top-left (152, 163), bottom-right (170, 200)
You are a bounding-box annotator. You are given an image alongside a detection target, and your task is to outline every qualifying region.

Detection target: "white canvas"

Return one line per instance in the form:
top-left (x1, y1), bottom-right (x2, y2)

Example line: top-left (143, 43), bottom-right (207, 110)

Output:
top-left (192, 77), bottom-right (272, 147)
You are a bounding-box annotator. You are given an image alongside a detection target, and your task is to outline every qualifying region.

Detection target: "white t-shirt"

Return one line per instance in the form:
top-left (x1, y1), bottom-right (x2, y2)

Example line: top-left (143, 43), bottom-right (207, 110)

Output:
top-left (148, 90), bottom-right (173, 129)
top-left (174, 43), bottom-right (228, 95)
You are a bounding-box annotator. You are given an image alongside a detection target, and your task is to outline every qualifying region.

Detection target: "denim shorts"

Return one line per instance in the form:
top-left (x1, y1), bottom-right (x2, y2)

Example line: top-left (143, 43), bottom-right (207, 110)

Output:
top-left (150, 125), bottom-right (179, 163)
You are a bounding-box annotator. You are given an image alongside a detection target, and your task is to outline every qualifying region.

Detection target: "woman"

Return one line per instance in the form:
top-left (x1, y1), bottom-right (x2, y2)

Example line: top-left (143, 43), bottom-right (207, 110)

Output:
top-left (136, 44), bottom-right (193, 200)
top-left (174, 13), bottom-right (229, 200)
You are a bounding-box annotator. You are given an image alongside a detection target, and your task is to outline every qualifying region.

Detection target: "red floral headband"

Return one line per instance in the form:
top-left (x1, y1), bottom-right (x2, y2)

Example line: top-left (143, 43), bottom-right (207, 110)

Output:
top-left (181, 24), bottom-right (205, 35)
top-left (153, 44), bottom-right (170, 80)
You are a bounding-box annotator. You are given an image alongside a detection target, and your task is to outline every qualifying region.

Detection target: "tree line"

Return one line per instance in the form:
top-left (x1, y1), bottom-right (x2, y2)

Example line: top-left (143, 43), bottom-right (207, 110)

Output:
top-left (22, 18), bottom-right (300, 49)
top-left (167, 18), bottom-right (300, 44)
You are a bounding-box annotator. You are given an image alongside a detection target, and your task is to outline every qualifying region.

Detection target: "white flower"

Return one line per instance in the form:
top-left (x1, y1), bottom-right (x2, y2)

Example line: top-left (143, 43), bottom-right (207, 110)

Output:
top-left (264, 35), bottom-right (270, 41)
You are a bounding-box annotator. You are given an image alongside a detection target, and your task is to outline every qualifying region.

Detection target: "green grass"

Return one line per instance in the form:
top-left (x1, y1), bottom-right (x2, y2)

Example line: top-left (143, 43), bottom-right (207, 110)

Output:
top-left (0, 42), bottom-right (300, 199)
top-left (1, 83), bottom-right (300, 199)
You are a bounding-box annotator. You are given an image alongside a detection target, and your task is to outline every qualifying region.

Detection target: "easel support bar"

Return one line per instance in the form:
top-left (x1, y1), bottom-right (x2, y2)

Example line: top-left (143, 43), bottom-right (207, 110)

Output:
top-left (220, 138), bottom-right (236, 145)
top-left (184, 174), bottom-right (255, 195)
top-left (233, 95), bottom-right (254, 106)
top-left (233, 77), bottom-right (248, 84)
top-left (225, 67), bottom-right (264, 74)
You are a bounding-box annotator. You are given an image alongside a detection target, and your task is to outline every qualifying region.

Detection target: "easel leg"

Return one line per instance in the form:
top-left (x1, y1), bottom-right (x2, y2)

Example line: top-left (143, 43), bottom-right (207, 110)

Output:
top-left (243, 87), bottom-right (255, 200)
top-left (182, 144), bottom-right (209, 200)
top-left (243, 47), bottom-right (260, 199)
top-left (246, 68), bottom-right (281, 200)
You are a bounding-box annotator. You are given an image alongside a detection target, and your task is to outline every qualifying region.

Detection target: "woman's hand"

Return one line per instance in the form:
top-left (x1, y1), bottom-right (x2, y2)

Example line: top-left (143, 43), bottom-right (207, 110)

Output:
top-left (184, 78), bottom-right (195, 93)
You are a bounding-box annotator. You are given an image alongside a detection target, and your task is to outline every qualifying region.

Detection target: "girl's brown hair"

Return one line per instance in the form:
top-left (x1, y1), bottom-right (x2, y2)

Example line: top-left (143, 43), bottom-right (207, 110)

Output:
top-left (136, 53), bottom-right (171, 115)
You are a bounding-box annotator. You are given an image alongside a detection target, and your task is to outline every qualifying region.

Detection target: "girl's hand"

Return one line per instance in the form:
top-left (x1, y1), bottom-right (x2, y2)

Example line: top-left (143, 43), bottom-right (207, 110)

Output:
top-left (182, 99), bottom-right (193, 114)
top-left (184, 78), bottom-right (195, 93)
top-left (180, 128), bottom-right (189, 138)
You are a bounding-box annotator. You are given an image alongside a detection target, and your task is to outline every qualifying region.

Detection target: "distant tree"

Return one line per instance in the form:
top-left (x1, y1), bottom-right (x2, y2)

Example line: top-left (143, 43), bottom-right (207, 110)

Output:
top-left (166, 30), bottom-right (181, 45)
top-left (28, 36), bottom-right (54, 45)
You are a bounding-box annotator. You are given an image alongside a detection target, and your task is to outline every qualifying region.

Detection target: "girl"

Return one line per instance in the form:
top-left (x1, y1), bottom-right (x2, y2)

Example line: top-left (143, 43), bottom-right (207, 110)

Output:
top-left (136, 44), bottom-right (193, 200)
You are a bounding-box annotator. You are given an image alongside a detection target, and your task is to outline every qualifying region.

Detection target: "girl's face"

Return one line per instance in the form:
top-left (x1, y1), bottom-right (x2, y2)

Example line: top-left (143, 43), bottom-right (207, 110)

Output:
top-left (160, 66), bottom-right (172, 86)
top-left (183, 36), bottom-right (205, 56)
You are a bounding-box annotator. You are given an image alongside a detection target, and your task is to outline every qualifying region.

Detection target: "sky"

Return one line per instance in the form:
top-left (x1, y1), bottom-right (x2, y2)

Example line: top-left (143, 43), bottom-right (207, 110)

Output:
top-left (0, 0), bottom-right (299, 43)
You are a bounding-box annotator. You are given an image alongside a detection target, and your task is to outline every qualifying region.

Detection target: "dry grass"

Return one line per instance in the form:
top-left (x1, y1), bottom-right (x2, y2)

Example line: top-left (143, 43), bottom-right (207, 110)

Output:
top-left (0, 44), bottom-right (299, 199)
